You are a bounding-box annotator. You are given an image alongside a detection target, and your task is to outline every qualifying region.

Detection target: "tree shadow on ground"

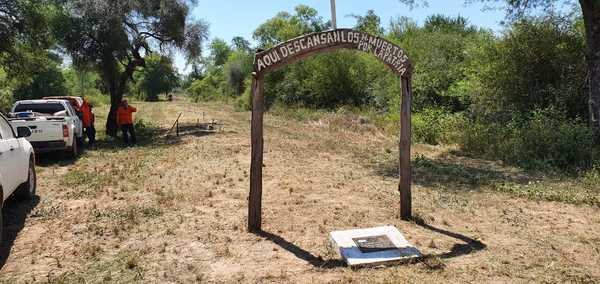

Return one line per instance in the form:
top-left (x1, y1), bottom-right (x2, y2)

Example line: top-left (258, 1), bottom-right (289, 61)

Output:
top-left (411, 216), bottom-right (486, 260)
top-left (255, 223), bottom-right (485, 270)
top-left (166, 122), bottom-right (223, 138)
top-left (0, 195), bottom-right (39, 269)
top-left (35, 152), bottom-right (79, 167)
top-left (36, 122), bottom-right (221, 166)
top-left (94, 122), bottom-right (172, 150)
top-left (96, 122), bottom-right (220, 149)
top-left (374, 155), bottom-right (530, 191)
top-left (256, 230), bottom-right (346, 269)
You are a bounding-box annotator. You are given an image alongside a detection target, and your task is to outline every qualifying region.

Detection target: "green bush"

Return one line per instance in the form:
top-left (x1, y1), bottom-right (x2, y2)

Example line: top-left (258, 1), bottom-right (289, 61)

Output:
top-left (85, 92), bottom-right (110, 106)
top-left (0, 86), bottom-right (13, 113)
top-left (187, 70), bottom-right (227, 102)
top-left (460, 107), bottom-right (595, 171)
top-left (515, 108), bottom-right (594, 170)
top-left (412, 108), bottom-right (465, 145)
top-left (0, 69), bottom-right (14, 112)
top-left (234, 82), bottom-right (252, 111)
top-left (13, 62), bottom-right (69, 100)
top-left (187, 78), bottom-right (218, 102)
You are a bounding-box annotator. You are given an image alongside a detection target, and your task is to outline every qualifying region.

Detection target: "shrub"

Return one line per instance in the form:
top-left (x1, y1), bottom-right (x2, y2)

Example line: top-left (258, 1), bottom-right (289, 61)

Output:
top-left (412, 108), bottom-right (465, 145)
top-left (186, 69), bottom-right (228, 102)
top-left (84, 91), bottom-right (110, 106)
top-left (234, 84), bottom-right (252, 111)
top-left (187, 78), bottom-right (218, 102)
top-left (460, 107), bottom-right (596, 171)
top-left (0, 86), bottom-right (13, 113)
top-left (0, 69), bottom-right (14, 113)
top-left (514, 108), bottom-right (594, 170)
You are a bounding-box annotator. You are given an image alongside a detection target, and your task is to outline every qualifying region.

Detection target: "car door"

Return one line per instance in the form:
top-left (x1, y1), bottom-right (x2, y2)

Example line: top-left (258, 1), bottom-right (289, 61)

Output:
top-left (0, 114), bottom-right (23, 197)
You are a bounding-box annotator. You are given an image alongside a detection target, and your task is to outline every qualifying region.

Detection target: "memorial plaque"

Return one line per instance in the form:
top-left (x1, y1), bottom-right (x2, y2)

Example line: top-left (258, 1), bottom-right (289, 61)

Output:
top-left (353, 235), bottom-right (397, 253)
top-left (330, 226), bottom-right (421, 267)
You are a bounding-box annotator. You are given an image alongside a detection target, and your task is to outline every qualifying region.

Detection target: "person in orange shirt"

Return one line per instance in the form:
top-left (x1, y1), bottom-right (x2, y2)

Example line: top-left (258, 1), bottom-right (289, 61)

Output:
top-left (80, 98), bottom-right (96, 148)
top-left (116, 99), bottom-right (137, 145)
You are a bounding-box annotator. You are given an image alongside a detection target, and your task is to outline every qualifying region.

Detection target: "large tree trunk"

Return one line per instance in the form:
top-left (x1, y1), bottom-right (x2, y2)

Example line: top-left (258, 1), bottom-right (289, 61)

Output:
top-left (101, 54), bottom-right (121, 137)
top-left (106, 86), bottom-right (123, 137)
top-left (106, 70), bottom-right (136, 136)
top-left (102, 50), bottom-right (145, 137)
top-left (581, 0), bottom-right (600, 132)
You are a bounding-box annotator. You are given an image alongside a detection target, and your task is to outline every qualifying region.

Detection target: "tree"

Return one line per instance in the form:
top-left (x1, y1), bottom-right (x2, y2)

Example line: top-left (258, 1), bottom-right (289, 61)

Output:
top-left (349, 10), bottom-right (384, 35)
top-left (224, 50), bottom-right (253, 96)
top-left (209, 38), bottom-right (232, 67)
top-left (0, 1), bottom-right (67, 110)
top-left (399, 0), bottom-right (600, 132)
top-left (1, 0), bottom-right (62, 91)
top-left (0, 0), bottom-right (55, 57)
top-left (13, 55), bottom-right (69, 101)
top-left (135, 54), bottom-right (180, 101)
top-left (232, 36), bottom-right (251, 52)
top-left (388, 15), bottom-right (485, 111)
top-left (63, 67), bottom-right (104, 98)
top-left (464, 17), bottom-right (587, 120)
top-left (253, 5), bottom-right (329, 48)
top-left (58, 0), bottom-right (208, 136)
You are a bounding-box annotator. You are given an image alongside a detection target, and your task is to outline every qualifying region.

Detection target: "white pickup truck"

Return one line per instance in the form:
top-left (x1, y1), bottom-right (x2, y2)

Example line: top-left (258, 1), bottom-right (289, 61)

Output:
top-left (0, 112), bottom-right (36, 243)
top-left (8, 99), bottom-right (83, 158)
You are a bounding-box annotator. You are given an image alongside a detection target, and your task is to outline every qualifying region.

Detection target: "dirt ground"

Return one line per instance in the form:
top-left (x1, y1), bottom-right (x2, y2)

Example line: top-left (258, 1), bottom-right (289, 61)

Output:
top-left (0, 97), bottom-right (599, 283)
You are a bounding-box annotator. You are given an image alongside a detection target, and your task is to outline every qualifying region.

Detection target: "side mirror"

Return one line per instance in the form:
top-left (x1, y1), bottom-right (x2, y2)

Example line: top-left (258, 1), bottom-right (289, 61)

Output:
top-left (16, 126), bottom-right (32, 138)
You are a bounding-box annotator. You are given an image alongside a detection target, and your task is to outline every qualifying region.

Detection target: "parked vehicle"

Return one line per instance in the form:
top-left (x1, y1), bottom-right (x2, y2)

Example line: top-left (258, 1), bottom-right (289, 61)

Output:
top-left (0, 112), bottom-right (36, 243)
top-left (43, 96), bottom-right (84, 117)
top-left (8, 99), bottom-right (83, 157)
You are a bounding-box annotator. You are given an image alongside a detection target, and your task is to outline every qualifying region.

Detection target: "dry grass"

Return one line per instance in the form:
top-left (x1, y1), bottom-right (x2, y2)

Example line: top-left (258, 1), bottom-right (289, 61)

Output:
top-left (0, 96), bottom-right (599, 283)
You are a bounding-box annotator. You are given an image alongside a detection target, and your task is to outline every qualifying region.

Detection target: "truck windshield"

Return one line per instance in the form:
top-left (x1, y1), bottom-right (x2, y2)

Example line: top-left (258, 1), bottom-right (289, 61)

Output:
top-left (14, 103), bottom-right (65, 115)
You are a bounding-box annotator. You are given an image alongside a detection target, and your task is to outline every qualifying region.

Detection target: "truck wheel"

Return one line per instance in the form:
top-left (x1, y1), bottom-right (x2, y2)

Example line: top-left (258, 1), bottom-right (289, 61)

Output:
top-left (67, 139), bottom-right (79, 159)
top-left (16, 157), bottom-right (36, 200)
top-left (77, 136), bottom-right (85, 153)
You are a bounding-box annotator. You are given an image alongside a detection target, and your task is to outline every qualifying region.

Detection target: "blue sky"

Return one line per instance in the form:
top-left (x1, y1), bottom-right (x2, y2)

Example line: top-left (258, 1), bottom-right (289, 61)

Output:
top-left (175, 0), bottom-right (508, 72)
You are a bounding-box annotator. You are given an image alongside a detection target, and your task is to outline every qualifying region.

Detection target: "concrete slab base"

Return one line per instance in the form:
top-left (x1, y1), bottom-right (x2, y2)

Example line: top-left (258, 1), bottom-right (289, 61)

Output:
top-left (329, 226), bottom-right (421, 267)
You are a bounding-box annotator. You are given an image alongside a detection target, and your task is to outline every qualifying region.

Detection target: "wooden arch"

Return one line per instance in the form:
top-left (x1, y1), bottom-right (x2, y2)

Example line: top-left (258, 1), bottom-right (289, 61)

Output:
top-left (248, 28), bottom-right (413, 232)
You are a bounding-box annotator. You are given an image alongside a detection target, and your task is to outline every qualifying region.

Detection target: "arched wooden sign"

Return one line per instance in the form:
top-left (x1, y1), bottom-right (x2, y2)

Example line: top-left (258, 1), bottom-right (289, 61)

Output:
top-left (248, 29), bottom-right (413, 232)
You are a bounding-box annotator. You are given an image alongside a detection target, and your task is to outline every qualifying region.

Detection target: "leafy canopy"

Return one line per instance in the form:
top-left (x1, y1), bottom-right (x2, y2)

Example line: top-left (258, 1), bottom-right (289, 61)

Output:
top-left (58, 0), bottom-right (208, 96)
top-left (253, 5), bottom-right (329, 48)
top-left (135, 54), bottom-right (180, 101)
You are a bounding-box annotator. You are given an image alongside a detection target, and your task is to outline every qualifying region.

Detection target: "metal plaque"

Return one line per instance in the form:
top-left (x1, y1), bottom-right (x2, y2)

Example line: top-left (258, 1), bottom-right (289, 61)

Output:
top-left (352, 235), bottom-right (397, 253)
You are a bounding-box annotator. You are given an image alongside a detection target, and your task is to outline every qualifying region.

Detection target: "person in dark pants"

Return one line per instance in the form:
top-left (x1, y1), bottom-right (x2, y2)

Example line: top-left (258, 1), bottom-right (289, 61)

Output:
top-left (81, 98), bottom-right (96, 148)
top-left (116, 99), bottom-right (137, 145)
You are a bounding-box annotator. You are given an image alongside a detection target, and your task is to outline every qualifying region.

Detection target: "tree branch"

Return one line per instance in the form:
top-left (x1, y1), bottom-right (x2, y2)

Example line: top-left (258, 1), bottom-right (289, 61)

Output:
top-left (140, 31), bottom-right (173, 43)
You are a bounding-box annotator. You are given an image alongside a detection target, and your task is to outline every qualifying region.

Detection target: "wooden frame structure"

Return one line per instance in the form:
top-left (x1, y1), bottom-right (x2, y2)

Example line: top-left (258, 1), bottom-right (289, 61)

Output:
top-left (248, 29), bottom-right (413, 232)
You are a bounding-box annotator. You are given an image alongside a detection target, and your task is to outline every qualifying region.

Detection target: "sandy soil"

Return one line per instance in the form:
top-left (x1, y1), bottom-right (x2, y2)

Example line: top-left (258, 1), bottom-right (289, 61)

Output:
top-left (0, 98), bottom-right (598, 283)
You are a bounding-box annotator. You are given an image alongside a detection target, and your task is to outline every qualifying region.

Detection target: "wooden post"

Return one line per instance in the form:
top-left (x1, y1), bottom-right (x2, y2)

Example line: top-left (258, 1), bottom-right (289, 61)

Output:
top-left (248, 29), bottom-right (415, 229)
top-left (249, 73), bottom-right (265, 232)
top-left (399, 77), bottom-right (412, 220)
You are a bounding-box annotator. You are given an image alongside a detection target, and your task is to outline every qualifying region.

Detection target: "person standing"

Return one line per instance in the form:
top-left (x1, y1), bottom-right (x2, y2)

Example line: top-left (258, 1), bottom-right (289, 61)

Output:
top-left (116, 99), bottom-right (137, 145)
top-left (81, 98), bottom-right (96, 148)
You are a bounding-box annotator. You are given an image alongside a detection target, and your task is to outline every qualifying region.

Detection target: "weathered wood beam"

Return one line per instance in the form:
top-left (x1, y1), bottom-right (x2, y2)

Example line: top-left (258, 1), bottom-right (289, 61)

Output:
top-left (248, 73), bottom-right (265, 232)
top-left (399, 77), bottom-right (412, 220)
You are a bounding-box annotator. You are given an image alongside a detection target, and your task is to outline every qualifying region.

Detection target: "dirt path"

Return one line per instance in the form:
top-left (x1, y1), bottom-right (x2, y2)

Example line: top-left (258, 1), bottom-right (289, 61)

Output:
top-left (0, 98), bottom-right (598, 283)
